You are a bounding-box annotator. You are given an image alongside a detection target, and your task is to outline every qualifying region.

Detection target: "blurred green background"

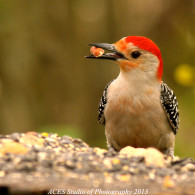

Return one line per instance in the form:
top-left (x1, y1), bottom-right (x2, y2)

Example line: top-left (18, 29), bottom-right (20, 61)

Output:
top-left (0, 0), bottom-right (194, 159)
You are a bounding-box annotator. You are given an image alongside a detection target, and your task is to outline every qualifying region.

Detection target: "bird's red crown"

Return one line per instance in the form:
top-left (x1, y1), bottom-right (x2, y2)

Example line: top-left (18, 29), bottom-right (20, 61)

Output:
top-left (125, 36), bottom-right (163, 80)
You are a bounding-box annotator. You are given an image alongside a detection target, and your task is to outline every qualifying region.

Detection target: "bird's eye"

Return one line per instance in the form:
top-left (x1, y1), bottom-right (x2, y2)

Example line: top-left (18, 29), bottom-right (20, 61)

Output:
top-left (130, 51), bottom-right (141, 59)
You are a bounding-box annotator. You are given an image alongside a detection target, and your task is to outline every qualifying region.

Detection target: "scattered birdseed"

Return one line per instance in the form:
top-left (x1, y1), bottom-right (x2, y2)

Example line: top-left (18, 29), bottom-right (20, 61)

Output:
top-left (0, 132), bottom-right (194, 194)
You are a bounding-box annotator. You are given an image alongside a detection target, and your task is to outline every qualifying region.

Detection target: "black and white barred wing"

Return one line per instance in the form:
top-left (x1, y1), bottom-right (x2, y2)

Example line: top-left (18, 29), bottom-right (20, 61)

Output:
top-left (160, 82), bottom-right (179, 134)
top-left (98, 80), bottom-right (113, 125)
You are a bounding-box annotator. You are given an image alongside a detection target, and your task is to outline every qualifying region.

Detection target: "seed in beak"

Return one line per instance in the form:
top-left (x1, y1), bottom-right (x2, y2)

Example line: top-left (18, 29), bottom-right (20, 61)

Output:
top-left (90, 46), bottom-right (105, 57)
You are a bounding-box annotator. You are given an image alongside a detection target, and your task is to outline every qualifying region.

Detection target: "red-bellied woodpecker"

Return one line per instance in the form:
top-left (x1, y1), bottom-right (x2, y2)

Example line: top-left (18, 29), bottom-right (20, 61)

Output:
top-left (86, 36), bottom-right (179, 157)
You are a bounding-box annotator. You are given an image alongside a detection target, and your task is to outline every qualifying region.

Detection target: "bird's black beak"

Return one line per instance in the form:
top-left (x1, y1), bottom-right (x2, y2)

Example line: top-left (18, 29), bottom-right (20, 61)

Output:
top-left (85, 43), bottom-right (125, 61)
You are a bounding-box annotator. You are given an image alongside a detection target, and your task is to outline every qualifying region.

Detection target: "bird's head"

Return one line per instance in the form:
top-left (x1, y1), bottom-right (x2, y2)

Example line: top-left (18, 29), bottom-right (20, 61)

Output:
top-left (86, 36), bottom-right (163, 81)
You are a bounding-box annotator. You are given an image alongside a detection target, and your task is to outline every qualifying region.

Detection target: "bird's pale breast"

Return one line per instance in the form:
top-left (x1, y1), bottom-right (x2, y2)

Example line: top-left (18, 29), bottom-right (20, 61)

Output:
top-left (104, 78), bottom-right (174, 151)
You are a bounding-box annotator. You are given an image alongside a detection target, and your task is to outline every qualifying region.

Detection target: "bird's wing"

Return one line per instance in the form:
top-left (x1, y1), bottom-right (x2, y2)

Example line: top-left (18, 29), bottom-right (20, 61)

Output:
top-left (160, 82), bottom-right (179, 134)
top-left (98, 80), bottom-right (114, 125)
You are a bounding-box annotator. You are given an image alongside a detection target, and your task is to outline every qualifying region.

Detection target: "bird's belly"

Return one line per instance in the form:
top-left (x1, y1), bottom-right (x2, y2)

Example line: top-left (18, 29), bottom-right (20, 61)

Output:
top-left (104, 96), bottom-right (171, 151)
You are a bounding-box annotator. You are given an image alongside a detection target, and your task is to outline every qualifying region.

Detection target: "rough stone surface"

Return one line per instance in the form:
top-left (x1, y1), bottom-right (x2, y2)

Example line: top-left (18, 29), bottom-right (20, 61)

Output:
top-left (0, 132), bottom-right (194, 195)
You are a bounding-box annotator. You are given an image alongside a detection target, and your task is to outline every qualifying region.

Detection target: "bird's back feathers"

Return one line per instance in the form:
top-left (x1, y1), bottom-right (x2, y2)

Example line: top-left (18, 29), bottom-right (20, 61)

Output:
top-left (160, 82), bottom-right (179, 134)
top-left (98, 80), bottom-right (113, 125)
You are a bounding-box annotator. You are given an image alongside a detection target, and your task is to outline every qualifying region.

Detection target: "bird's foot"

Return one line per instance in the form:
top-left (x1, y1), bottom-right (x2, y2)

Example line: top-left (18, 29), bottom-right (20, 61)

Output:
top-left (164, 148), bottom-right (175, 159)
